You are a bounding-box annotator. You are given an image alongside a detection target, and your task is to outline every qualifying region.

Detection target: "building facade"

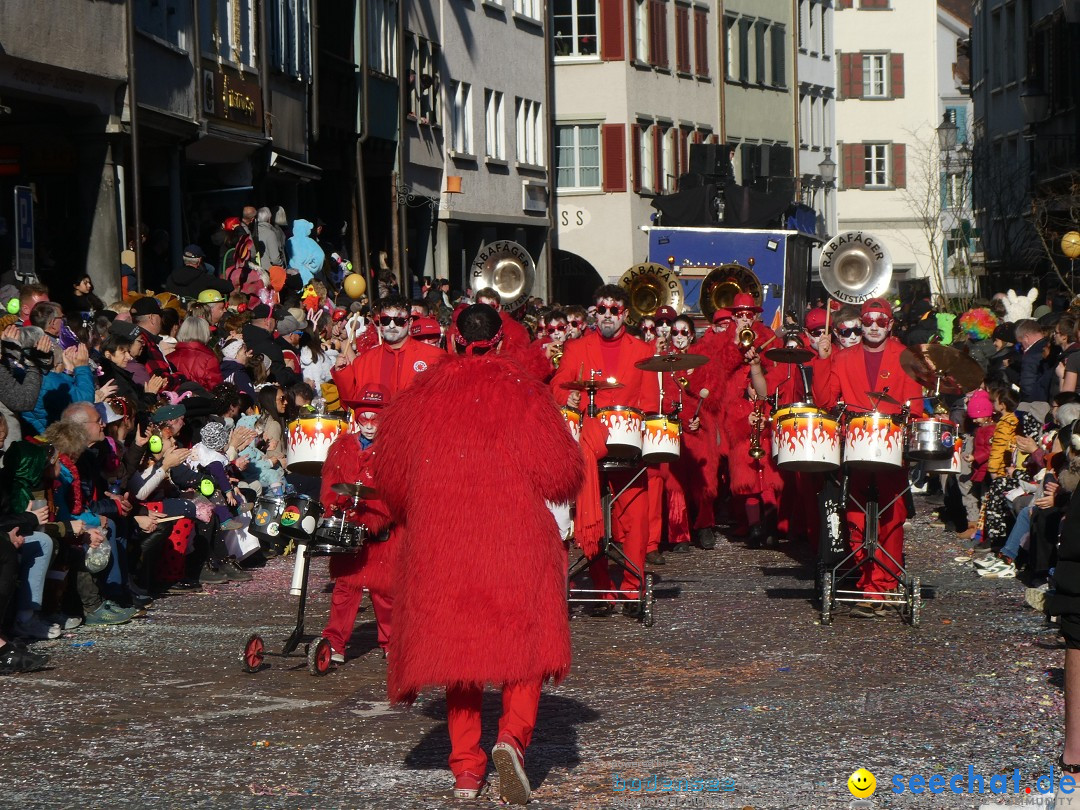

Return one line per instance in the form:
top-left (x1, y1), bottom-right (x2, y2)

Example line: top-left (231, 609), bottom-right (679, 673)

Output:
top-left (796, 0), bottom-right (838, 239)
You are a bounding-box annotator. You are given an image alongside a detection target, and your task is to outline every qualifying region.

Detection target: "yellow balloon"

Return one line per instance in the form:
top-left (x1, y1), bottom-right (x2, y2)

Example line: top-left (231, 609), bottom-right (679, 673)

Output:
top-left (344, 273), bottom-right (367, 298)
top-left (1062, 231), bottom-right (1080, 260)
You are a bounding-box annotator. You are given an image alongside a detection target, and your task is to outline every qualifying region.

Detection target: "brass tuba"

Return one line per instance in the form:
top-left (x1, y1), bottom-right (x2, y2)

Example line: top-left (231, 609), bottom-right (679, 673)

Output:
top-left (470, 240), bottom-right (535, 312)
top-left (699, 263), bottom-right (763, 322)
top-left (817, 231), bottom-right (893, 305)
top-left (618, 262), bottom-right (682, 324)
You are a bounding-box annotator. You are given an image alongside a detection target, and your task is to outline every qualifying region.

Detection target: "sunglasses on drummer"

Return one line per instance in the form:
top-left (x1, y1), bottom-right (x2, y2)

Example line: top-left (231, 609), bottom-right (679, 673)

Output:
top-left (671, 327), bottom-right (692, 336)
top-left (545, 324), bottom-right (567, 333)
top-left (568, 319), bottom-right (584, 328)
top-left (836, 326), bottom-right (862, 337)
top-left (807, 328), bottom-right (826, 338)
top-left (860, 314), bottom-right (891, 327)
top-left (641, 325), bottom-right (656, 334)
top-left (596, 304), bottom-right (625, 316)
top-left (379, 315), bottom-right (410, 327)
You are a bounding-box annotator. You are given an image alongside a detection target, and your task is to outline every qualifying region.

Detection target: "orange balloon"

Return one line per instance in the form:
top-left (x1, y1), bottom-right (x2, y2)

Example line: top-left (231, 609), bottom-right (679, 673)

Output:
top-left (344, 273), bottom-right (367, 298)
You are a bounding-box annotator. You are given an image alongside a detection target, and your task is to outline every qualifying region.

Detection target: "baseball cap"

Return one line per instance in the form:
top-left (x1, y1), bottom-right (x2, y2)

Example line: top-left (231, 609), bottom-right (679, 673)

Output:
top-left (150, 404), bottom-right (186, 424)
top-left (804, 308), bottom-right (827, 331)
top-left (409, 316), bottom-right (441, 339)
top-left (183, 244), bottom-right (205, 260)
top-left (654, 306), bottom-right (678, 322)
top-left (861, 298), bottom-right (893, 318)
top-left (356, 383), bottom-right (391, 411)
top-left (130, 297), bottom-right (162, 318)
top-left (250, 304), bottom-right (274, 320)
top-left (711, 308), bottom-right (733, 323)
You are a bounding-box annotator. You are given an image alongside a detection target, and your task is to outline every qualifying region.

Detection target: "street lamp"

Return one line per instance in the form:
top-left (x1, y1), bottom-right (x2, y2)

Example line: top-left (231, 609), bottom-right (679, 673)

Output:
top-left (818, 152), bottom-right (836, 185)
top-left (936, 112), bottom-right (958, 153)
top-left (1020, 82), bottom-right (1051, 125)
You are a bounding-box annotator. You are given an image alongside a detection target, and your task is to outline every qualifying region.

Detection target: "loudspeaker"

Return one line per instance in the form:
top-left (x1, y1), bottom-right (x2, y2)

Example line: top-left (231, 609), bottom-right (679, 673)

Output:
top-left (759, 144), bottom-right (793, 178)
top-left (689, 143), bottom-right (731, 178)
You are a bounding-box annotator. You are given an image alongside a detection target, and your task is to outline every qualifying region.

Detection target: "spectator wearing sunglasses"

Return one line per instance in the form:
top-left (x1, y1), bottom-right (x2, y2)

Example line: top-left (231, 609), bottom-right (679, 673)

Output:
top-left (331, 294), bottom-right (445, 407)
top-left (812, 297), bottom-right (925, 618)
top-left (832, 305), bottom-right (864, 349)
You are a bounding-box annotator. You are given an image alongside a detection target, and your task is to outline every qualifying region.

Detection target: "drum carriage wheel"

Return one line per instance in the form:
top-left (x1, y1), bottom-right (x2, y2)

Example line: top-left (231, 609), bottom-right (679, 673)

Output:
top-left (904, 576), bottom-right (922, 627)
top-left (641, 573), bottom-right (655, 627)
top-left (820, 572), bottom-right (834, 626)
top-left (241, 633), bottom-right (265, 673)
top-left (307, 637), bottom-right (333, 676)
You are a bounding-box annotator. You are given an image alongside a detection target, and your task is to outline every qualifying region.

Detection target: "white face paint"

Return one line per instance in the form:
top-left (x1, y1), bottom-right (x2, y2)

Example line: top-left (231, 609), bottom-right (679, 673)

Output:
top-left (861, 314), bottom-right (891, 347)
top-left (733, 309), bottom-right (756, 331)
top-left (640, 319), bottom-right (656, 343)
top-left (378, 307), bottom-right (410, 345)
top-left (834, 319), bottom-right (863, 349)
top-left (671, 322), bottom-right (693, 351)
top-left (655, 320), bottom-right (672, 339)
top-left (595, 298), bottom-right (627, 339)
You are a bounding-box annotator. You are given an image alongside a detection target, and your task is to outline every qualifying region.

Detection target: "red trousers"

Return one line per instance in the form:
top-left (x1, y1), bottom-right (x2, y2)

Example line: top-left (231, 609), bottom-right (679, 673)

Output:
top-left (322, 578), bottom-right (393, 654)
top-left (446, 680), bottom-right (541, 778)
top-left (847, 469), bottom-right (908, 596)
top-left (588, 467), bottom-right (648, 599)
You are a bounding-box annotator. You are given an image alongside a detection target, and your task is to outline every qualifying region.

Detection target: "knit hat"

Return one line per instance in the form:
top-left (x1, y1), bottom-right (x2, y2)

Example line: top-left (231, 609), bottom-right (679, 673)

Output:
top-left (199, 420), bottom-right (230, 452)
top-left (150, 404), bottom-right (186, 424)
top-left (221, 339), bottom-right (246, 361)
top-left (967, 389), bottom-right (993, 419)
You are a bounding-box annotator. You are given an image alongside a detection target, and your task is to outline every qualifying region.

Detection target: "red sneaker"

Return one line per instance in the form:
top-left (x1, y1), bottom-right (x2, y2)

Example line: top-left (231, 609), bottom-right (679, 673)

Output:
top-left (492, 741), bottom-right (530, 805)
top-left (452, 771), bottom-right (488, 799)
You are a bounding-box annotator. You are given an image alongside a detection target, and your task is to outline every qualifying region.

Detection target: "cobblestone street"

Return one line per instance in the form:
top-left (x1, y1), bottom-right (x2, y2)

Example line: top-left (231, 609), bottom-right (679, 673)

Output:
top-left (4, 495), bottom-right (1067, 810)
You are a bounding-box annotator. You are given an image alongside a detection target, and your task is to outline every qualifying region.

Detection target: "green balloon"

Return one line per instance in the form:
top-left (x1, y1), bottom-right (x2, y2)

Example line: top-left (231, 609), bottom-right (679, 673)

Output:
top-left (6, 298), bottom-right (18, 315)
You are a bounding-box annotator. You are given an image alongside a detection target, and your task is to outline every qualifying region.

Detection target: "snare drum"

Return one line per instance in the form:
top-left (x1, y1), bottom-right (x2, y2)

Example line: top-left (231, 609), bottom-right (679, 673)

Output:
top-left (923, 435), bottom-right (963, 475)
top-left (312, 515), bottom-right (368, 550)
top-left (276, 494), bottom-right (323, 540)
top-left (775, 409), bottom-right (840, 472)
top-left (286, 414), bottom-right (348, 475)
top-left (641, 413), bottom-right (681, 463)
top-left (596, 406), bottom-right (644, 459)
top-left (905, 415), bottom-right (957, 461)
top-left (560, 406), bottom-right (582, 441)
top-left (843, 412), bottom-right (904, 470)
top-left (249, 494), bottom-right (286, 541)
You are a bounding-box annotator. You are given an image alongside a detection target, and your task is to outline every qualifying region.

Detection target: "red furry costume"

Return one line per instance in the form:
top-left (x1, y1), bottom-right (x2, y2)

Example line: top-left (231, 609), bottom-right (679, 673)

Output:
top-left (373, 347), bottom-right (585, 783)
top-left (319, 434), bottom-right (396, 655)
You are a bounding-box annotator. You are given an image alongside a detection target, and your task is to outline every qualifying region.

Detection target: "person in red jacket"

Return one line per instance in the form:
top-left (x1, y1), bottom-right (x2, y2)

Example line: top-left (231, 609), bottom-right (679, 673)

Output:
top-left (331, 294), bottom-right (445, 405)
top-left (812, 297), bottom-right (925, 618)
top-left (550, 284), bottom-right (661, 613)
top-left (169, 316), bottom-right (223, 391)
top-left (373, 305), bottom-right (583, 804)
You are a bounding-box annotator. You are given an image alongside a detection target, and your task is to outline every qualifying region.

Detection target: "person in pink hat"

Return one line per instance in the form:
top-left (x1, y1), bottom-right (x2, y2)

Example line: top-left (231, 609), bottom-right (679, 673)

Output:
top-left (811, 296), bottom-right (925, 618)
top-left (958, 389), bottom-right (995, 539)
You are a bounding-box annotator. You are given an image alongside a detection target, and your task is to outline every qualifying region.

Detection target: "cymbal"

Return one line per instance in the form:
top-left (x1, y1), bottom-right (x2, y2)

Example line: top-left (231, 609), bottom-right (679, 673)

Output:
top-left (634, 353), bottom-right (710, 372)
top-left (868, 391), bottom-right (901, 406)
top-left (900, 343), bottom-right (984, 395)
top-left (559, 379), bottom-right (625, 392)
top-left (764, 347), bottom-right (816, 364)
top-left (331, 482), bottom-right (379, 499)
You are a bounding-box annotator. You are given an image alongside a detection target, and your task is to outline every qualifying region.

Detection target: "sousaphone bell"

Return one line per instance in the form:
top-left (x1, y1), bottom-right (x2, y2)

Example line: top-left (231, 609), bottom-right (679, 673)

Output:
top-left (817, 231), bottom-right (893, 305)
top-left (617, 262), bottom-right (682, 325)
top-left (699, 263), bottom-right (763, 322)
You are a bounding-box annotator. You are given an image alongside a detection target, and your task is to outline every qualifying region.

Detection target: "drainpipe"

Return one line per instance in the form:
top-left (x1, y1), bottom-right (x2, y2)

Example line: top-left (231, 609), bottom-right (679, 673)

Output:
top-left (543, 0), bottom-right (554, 301)
top-left (355, 0), bottom-right (372, 298)
top-left (125, 0), bottom-right (143, 290)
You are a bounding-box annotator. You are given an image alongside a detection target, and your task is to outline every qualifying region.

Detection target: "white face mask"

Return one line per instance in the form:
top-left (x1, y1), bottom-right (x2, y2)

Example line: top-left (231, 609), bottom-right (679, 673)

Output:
top-left (671, 326), bottom-right (692, 350)
top-left (835, 320), bottom-right (863, 349)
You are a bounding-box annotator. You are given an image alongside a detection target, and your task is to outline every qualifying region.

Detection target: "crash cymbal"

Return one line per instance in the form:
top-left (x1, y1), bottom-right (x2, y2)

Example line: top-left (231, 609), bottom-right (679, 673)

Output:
top-left (868, 391), bottom-right (901, 406)
top-left (634, 353), bottom-right (710, 372)
top-left (331, 482), bottom-right (379, 499)
top-left (764, 347), bottom-right (816, 364)
top-left (559, 378), bottom-right (625, 392)
top-left (900, 343), bottom-right (984, 395)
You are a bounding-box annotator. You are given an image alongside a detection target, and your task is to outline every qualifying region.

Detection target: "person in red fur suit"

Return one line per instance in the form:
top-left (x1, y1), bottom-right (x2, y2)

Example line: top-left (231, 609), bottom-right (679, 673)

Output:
top-left (319, 383), bottom-right (395, 662)
top-left (475, 287), bottom-right (532, 352)
top-left (373, 304), bottom-right (584, 805)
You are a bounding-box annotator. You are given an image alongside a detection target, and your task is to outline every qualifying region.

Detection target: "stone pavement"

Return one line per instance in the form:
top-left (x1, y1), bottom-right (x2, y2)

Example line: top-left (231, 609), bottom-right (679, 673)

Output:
top-left (3, 494), bottom-right (1067, 810)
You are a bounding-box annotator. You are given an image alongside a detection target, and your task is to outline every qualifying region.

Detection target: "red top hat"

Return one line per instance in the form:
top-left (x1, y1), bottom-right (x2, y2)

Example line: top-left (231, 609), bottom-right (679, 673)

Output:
top-left (731, 293), bottom-right (762, 313)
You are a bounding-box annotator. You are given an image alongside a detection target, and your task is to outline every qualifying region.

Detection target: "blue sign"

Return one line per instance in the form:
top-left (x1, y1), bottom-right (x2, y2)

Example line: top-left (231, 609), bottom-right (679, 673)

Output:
top-left (14, 186), bottom-right (34, 281)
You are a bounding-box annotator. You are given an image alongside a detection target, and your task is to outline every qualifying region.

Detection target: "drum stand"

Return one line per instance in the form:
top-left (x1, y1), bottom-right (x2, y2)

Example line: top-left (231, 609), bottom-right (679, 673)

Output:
top-left (565, 385), bottom-right (656, 627)
top-left (818, 475), bottom-right (922, 627)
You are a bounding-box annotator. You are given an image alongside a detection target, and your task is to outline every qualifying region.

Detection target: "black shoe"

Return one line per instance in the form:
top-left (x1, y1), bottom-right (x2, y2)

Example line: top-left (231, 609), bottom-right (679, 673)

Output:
top-left (621, 602), bottom-right (642, 618)
top-left (199, 561), bottom-right (230, 585)
top-left (849, 601), bottom-right (886, 620)
top-left (166, 579), bottom-right (203, 594)
top-left (645, 550), bottom-right (666, 566)
top-left (587, 601), bottom-right (615, 617)
top-left (694, 528), bottom-right (716, 550)
top-left (219, 557), bottom-right (253, 582)
top-left (0, 641), bottom-right (49, 674)
top-left (747, 524), bottom-right (765, 548)
top-left (668, 542), bottom-right (691, 554)
top-left (131, 594), bottom-right (155, 610)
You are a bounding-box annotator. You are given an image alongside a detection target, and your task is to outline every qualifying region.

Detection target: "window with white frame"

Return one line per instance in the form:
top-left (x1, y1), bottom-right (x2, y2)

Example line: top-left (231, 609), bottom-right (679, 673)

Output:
top-left (484, 90), bottom-right (505, 160)
top-left (407, 35), bottom-right (440, 124)
top-left (514, 0), bottom-right (541, 20)
top-left (724, 14), bottom-right (737, 78)
top-left (515, 98), bottom-right (544, 166)
top-left (639, 122), bottom-right (655, 191)
top-left (864, 143), bottom-right (888, 187)
top-left (555, 124), bottom-right (601, 189)
top-left (367, 0), bottom-right (398, 77)
top-left (634, 0), bottom-right (649, 61)
top-left (553, 0), bottom-right (598, 57)
top-left (800, 93), bottom-right (811, 146)
top-left (944, 172), bottom-right (967, 210)
top-left (137, 0), bottom-right (189, 49)
top-left (201, 0), bottom-right (257, 69)
top-left (661, 127), bottom-right (677, 192)
top-left (450, 81), bottom-right (473, 155)
top-left (862, 53), bottom-right (887, 98)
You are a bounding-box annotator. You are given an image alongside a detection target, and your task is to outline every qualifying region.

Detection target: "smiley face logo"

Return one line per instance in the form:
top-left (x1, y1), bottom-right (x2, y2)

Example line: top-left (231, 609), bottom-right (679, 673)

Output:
top-left (848, 768), bottom-right (876, 798)
top-left (280, 506), bottom-right (301, 527)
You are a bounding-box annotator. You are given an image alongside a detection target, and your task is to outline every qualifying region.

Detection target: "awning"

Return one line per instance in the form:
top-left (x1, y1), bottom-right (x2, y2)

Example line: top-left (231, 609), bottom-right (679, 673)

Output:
top-left (269, 150), bottom-right (322, 181)
top-left (185, 125), bottom-right (268, 164)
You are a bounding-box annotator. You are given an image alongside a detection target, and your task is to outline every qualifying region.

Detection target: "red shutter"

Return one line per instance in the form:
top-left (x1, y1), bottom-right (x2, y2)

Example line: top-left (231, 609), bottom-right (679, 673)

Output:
top-left (693, 9), bottom-right (708, 76)
top-left (679, 127), bottom-right (690, 175)
top-left (632, 125), bottom-right (642, 192)
top-left (692, 129), bottom-right (703, 144)
top-left (837, 0), bottom-right (853, 8)
top-left (659, 2), bottom-right (669, 68)
top-left (602, 124), bottom-right (627, 192)
top-left (838, 53), bottom-right (850, 99)
top-left (675, 5), bottom-right (690, 72)
top-left (892, 143), bottom-right (906, 188)
top-left (890, 53), bottom-right (904, 98)
top-left (627, 0), bottom-right (637, 60)
top-left (842, 142), bottom-right (862, 189)
top-left (600, 0), bottom-right (625, 62)
top-left (653, 126), bottom-right (663, 189)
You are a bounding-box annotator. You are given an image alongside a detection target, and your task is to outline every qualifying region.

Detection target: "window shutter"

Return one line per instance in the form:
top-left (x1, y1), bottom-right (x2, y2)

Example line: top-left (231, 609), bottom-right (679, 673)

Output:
top-left (675, 5), bottom-right (690, 72)
top-left (648, 0), bottom-right (659, 64)
top-left (602, 124), bottom-right (627, 192)
top-left (600, 0), bottom-right (626, 62)
top-left (842, 142), bottom-right (861, 189)
top-left (838, 53), bottom-right (855, 99)
top-left (890, 53), bottom-right (904, 98)
top-left (837, 0), bottom-right (853, 8)
top-left (694, 9), bottom-right (708, 76)
top-left (679, 127), bottom-right (690, 175)
top-left (653, 126), bottom-right (663, 189)
top-left (628, 0), bottom-right (637, 60)
top-left (632, 125), bottom-right (642, 192)
top-left (892, 143), bottom-right (906, 188)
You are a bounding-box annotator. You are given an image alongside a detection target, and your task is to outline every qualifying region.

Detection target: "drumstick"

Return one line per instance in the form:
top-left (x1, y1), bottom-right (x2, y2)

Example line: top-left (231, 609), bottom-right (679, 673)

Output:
top-left (693, 388), bottom-right (710, 421)
top-left (759, 333), bottom-right (778, 351)
top-left (824, 301), bottom-right (832, 335)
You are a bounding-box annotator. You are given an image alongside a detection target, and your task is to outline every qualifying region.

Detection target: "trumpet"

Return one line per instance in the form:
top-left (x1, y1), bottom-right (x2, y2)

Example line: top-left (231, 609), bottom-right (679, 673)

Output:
top-left (738, 327), bottom-right (756, 350)
top-left (549, 342), bottom-right (565, 368)
top-left (749, 398), bottom-right (766, 459)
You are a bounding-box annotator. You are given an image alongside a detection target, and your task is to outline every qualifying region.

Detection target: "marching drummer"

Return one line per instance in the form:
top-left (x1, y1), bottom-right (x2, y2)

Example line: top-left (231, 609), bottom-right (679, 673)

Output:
top-left (812, 297), bottom-right (925, 619)
top-left (551, 284), bottom-right (660, 615)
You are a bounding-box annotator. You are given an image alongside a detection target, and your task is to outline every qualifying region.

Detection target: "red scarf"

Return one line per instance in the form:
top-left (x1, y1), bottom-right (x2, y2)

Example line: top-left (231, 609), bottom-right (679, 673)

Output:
top-left (57, 455), bottom-right (83, 515)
